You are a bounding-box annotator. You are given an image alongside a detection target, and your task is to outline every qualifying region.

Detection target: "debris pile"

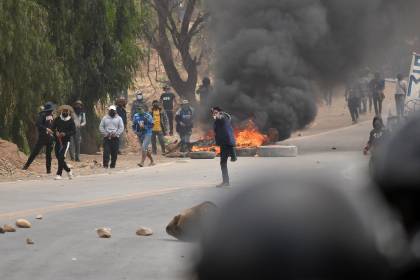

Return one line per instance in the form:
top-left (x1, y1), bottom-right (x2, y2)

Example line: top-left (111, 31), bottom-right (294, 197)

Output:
top-left (0, 139), bottom-right (27, 177)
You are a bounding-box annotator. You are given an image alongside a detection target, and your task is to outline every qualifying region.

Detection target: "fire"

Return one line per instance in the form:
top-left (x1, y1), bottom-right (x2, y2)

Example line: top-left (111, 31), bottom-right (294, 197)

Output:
top-left (191, 120), bottom-right (267, 154)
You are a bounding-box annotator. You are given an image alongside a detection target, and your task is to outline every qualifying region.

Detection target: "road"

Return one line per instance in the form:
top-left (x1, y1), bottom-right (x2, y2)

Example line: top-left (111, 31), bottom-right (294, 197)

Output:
top-left (0, 121), bottom-right (373, 280)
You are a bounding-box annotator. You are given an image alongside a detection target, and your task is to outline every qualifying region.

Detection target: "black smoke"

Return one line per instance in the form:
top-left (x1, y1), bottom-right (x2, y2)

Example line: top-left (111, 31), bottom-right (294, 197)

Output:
top-left (206, 0), bottom-right (420, 139)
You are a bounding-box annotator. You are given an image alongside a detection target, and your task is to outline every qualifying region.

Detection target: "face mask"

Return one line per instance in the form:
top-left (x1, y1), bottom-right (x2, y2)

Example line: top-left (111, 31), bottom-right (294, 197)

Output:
top-left (136, 95), bottom-right (143, 101)
top-left (109, 111), bottom-right (116, 117)
top-left (62, 113), bottom-right (69, 118)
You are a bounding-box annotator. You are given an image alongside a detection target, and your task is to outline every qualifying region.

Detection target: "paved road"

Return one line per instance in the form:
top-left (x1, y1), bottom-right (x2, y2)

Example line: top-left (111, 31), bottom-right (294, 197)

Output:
top-left (0, 121), bottom-right (373, 280)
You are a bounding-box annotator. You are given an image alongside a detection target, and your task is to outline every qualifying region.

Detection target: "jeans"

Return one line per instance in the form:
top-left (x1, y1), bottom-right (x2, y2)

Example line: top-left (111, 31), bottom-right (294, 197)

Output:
top-left (69, 128), bottom-right (81, 161)
top-left (179, 132), bottom-right (191, 152)
top-left (152, 131), bottom-right (166, 154)
top-left (55, 141), bottom-right (71, 175)
top-left (395, 94), bottom-right (405, 117)
top-left (166, 110), bottom-right (174, 135)
top-left (24, 138), bottom-right (53, 172)
top-left (138, 134), bottom-right (152, 151)
top-left (220, 145), bottom-right (236, 184)
top-left (103, 137), bottom-right (120, 168)
top-left (373, 93), bottom-right (383, 116)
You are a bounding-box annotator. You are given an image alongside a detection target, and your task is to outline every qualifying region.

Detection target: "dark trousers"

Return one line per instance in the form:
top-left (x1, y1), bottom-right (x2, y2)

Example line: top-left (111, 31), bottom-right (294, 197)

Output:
top-left (348, 98), bottom-right (359, 122)
top-left (395, 95), bottom-right (405, 117)
top-left (103, 137), bottom-right (119, 168)
top-left (373, 94), bottom-right (383, 116)
top-left (166, 110), bottom-right (174, 134)
top-left (220, 145), bottom-right (236, 184)
top-left (69, 128), bottom-right (81, 161)
top-left (25, 138), bottom-right (53, 172)
top-left (368, 95), bottom-right (373, 113)
top-left (152, 131), bottom-right (166, 154)
top-left (55, 141), bottom-right (71, 176)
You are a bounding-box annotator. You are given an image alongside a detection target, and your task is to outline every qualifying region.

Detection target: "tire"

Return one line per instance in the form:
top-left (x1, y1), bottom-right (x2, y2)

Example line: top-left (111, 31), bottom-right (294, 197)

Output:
top-left (188, 151), bottom-right (217, 159)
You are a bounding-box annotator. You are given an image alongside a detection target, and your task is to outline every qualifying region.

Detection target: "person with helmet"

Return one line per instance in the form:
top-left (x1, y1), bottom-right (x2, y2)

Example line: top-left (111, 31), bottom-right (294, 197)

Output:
top-left (22, 102), bottom-right (56, 173)
top-left (175, 100), bottom-right (194, 152)
top-left (69, 100), bottom-right (86, 162)
top-left (99, 105), bottom-right (125, 169)
top-left (151, 100), bottom-right (169, 155)
top-left (132, 106), bottom-right (155, 167)
top-left (160, 85), bottom-right (176, 135)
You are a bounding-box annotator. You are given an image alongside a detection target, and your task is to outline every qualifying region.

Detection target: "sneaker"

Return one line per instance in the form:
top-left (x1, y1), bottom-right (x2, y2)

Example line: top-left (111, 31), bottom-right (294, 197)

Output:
top-left (67, 171), bottom-right (73, 180)
top-left (231, 155), bottom-right (238, 162)
top-left (55, 175), bottom-right (63, 180)
top-left (216, 182), bottom-right (230, 188)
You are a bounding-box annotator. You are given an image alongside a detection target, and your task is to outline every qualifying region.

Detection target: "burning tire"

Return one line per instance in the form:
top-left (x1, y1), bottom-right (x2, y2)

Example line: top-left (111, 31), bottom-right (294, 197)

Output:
top-left (236, 147), bottom-right (257, 157)
top-left (189, 151), bottom-right (217, 159)
top-left (257, 145), bottom-right (298, 157)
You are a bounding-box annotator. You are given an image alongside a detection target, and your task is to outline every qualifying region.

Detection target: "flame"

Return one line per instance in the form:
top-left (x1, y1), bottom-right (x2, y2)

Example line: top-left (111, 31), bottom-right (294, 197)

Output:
top-left (192, 120), bottom-right (267, 154)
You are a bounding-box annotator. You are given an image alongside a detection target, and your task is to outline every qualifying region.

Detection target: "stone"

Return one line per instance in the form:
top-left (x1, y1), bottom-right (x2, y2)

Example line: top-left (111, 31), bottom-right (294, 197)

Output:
top-left (236, 147), bottom-right (257, 157)
top-left (97, 228), bottom-right (112, 238)
top-left (3, 224), bottom-right (16, 232)
top-left (16, 219), bottom-right (32, 228)
top-left (36, 215), bottom-right (43, 220)
top-left (257, 145), bottom-right (298, 157)
top-left (26, 238), bottom-right (34, 245)
top-left (188, 151), bottom-right (217, 160)
top-left (0, 227), bottom-right (4, 234)
top-left (166, 202), bottom-right (218, 241)
top-left (136, 227), bottom-right (153, 236)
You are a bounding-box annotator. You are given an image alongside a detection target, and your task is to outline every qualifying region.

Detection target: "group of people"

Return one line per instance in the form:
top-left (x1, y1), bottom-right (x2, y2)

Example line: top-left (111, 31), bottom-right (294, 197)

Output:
top-left (346, 71), bottom-right (408, 124)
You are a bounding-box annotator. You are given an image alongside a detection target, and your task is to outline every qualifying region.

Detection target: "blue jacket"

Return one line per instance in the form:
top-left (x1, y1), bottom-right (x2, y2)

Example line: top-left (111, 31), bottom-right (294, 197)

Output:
top-left (214, 112), bottom-right (236, 147)
top-left (132, 112), bottom-right (154, 137)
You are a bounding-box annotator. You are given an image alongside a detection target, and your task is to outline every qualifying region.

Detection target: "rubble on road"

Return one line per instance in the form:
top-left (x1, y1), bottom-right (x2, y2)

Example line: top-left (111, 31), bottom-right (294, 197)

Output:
top-left (16, 219), bottom-right (32, 228)
top-left (97, 228), bottom-right (112, 238)
top-left (136, 227), bottom-right (153, 236)
top-left (36, 214), bottom-right (43, 220)
top-left (3, 224), bottom-right (16, 232)
top-left (166, 201), bottom-right (218, 241)
top-left (26, 238), bottom-right (34, 245)
top-left (0, 139), bottom-right (27, 177)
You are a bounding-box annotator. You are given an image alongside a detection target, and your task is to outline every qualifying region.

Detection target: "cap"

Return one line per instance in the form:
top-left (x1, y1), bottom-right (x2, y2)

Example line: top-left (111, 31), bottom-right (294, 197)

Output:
top-left (109, 105), bottom-right (117, 111)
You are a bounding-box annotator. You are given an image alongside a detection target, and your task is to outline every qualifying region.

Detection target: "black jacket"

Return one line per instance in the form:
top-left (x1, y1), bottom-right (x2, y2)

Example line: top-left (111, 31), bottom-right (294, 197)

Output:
top-left (117, 106), bottom-right (127, 127)
top-left (52, 117), bottom-right (76, 143)
top-left (36, 112), bottom-right (54, 141)
top-left (214, 112), bottom-right (236, 147)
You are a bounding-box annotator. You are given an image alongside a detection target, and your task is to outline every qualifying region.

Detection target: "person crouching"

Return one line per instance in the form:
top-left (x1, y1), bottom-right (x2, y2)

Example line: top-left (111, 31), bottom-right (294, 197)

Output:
top-left (99, 105), bottom-right (125, 169)
top-left (133, 106), bottom-right (155, 167)
top-left (53, 107), bottom-right (76, 180)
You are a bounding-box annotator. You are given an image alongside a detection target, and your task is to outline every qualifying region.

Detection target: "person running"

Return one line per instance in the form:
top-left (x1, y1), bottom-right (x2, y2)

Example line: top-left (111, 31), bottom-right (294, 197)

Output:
top-left (151, 100), bottom-right (169, 155)
top-left (395, 74), bottom-right (408, 117)
top-left (23, 102), bottom-right (56, 173)
top-left (160, 85), bottom-right (176, 135)
top-left (212, 107), bottom-right (237, 187)
top-left (69, 100), bottom-right (86, 162)
top-left (53, 107), bottom-right (76, 180)
top-left (99, 105), bottom-right (125, 169)
top-left (133, 106), bottom-right (155, 167)
top-left (345, 79), bottom-right (360, 124)
top-left (175, 100), bottom-right (194, 152)
top-left (369, 73), bottom-right (386, 116)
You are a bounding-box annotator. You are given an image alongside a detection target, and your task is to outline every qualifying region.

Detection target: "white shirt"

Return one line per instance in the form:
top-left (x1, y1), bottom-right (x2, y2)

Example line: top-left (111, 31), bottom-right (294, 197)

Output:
top-left (395, 80), bottom-right (408, 96)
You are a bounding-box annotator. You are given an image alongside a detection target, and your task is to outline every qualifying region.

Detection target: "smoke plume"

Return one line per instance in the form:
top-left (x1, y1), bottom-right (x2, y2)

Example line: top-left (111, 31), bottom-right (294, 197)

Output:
top-left (207, 0), bottom-right (420, 139)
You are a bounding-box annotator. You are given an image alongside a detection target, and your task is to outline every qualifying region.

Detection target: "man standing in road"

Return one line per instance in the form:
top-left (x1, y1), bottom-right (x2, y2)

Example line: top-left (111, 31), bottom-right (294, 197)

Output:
top-left (176, 100), bottom-right (194, 152)
top-left (133, 106), bottom-right (155, 167)
top-left (395, 74), bottom-right (407, 117)
top-left (70, 100), bottom-right (86, 162)
top-left (345, 79), bottom-right (360, 124)
top-left (99, 105), bottom-right (124, 169)
top-left (23, 102), bottom-right (56, 173)
top-left (212, 107), bottom-right (237, 188)
top-left (116, 97), bottom-right (128, 154)
top-left (369, 72), bottom-right (386, 116)
top-left (52, 106), bottom-right (76, 180)
top-left (151, 100), bottom-right (169, 155)
top-left (160, 85), bottom-right (176, 135)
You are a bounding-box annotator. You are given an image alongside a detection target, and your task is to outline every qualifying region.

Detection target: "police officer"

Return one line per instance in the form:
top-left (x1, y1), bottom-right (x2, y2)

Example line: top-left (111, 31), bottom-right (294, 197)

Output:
top-left (23, 102), bottom-right (55, 173)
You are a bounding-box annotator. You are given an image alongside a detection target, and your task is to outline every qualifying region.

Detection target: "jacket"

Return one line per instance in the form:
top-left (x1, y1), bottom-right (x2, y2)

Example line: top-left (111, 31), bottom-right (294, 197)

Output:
top-left (117, 106), bottom-right (128, 127)
top-left (52, 116), bottom-right (76, 143)
top-left (36, 112), bottom-right (54, 141)
top-left (131, 100), bottom-right (147, 120)
top-left (175, 107), bottom-right (194, 133)
top-left (99, 115), bottom-right (124, 138)
top-left (214, 112), bottom-right (236, 147)
top-left (132, 112), bottom-right (154, 137)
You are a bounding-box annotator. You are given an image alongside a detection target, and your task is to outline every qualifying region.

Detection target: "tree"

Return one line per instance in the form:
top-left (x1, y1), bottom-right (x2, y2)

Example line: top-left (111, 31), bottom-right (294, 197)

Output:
top-left (142, 0), bottom-right (209, 104)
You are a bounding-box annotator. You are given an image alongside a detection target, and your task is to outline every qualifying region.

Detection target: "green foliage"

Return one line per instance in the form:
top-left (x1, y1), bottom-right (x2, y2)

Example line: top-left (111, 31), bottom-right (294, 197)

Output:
top-left (0, 0), bottom-right (146, 152)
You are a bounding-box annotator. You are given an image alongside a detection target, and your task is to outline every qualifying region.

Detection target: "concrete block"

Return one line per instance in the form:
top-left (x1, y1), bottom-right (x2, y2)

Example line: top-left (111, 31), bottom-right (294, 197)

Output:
top-left (257, 145), bottom-right (298, 157)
